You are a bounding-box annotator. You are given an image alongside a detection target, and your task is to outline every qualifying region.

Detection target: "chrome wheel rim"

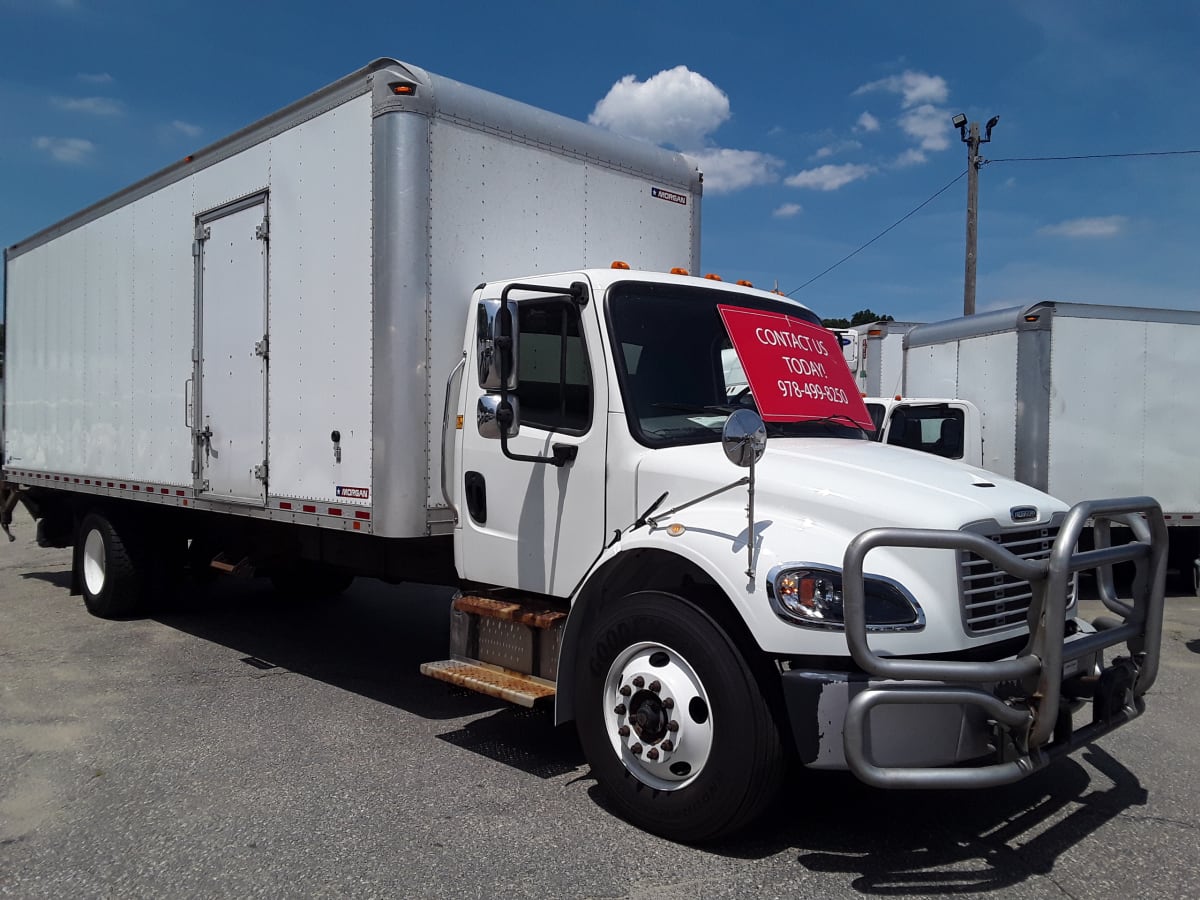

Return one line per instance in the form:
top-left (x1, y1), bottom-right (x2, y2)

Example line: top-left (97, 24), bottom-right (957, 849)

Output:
top-left (82, 528), bottom-right (107, 597)
top-left (602, 641), bottom-right (713, 791)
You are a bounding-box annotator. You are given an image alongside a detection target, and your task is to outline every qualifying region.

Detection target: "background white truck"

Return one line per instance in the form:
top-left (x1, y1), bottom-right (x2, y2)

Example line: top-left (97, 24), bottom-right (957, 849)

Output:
top-left (898, 302), bottom-right (1200, 591)
top-left (1, 59), bottom-right (1167, 841)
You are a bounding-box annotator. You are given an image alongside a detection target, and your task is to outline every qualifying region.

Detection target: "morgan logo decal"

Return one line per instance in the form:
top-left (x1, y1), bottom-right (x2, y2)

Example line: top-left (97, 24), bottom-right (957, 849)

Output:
top-left (651, 186), bottom-right (687, 205)
top-left (1010, 506), bottom-right (1038, 522)
top-left (336, 485), bottom-right (370, 500)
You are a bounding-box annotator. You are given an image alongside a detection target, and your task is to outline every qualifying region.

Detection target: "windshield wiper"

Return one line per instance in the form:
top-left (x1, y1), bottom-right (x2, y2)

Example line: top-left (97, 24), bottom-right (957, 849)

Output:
top-left (651, 402), bottom-right (737, 415)
top-left (806, 414), bottom-right (871, 436)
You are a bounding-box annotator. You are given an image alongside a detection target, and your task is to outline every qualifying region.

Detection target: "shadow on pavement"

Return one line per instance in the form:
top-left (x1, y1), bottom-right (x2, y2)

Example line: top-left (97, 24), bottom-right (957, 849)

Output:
top-left (20, 570), bottom-right (73, 590)
top-left (147, 575), bottom-right (503, 721)
top-left (706, 744), bottom-right (1145, 892)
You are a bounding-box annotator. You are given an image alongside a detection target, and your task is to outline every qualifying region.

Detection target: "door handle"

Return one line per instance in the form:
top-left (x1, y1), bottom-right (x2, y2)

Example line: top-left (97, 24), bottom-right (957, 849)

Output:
top-left (184, 377), bottom-right (194, 428)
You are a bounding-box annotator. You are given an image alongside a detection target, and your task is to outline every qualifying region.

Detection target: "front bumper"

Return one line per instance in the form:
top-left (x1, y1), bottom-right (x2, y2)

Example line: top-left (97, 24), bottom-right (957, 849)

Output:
top-left (786, 498), bottom-right (1166, 789)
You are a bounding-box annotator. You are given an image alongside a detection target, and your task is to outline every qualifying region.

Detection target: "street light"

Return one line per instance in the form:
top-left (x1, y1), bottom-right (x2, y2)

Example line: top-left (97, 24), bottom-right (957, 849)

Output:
top-left (954, 113), bottom-right (999, 316)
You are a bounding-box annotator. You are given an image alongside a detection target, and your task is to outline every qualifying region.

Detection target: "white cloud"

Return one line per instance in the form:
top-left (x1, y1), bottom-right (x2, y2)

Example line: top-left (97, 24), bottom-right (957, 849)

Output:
top-left (589, 66), bottom-right (729, 148)
top-left (171, 120), bottom-right (203, 137)
top-left (52, 96), bottom-right (123, 116)
top-left (1037, 216), bottom-right (1127, 238)
top-left (893, 148), bottom-right (927, 168)
top-left (684, 148), bottom-right (781, 194)
top-left (855, 70), bottom-right (949, 108)
top-left (784, 163), bottom-right (875, 191)
top-left (899, 103), bottom-right (951, 151)
top-left (77, 72), bottom-right (113, 84)
top-left (812, 139), bottom-right (862, 160)
top-left (33, 136), bottom-right (95, 164)
top-left (855, 111), bottom-right (880, 133)
top-left (773, 203), bottom-right (803, 219)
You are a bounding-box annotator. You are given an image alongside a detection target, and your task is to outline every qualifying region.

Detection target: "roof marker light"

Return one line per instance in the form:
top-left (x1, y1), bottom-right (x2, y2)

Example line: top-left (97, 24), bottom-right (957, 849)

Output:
top-left (736, 280), bottom-right (753, 287)
top-left (611, 260), bottom-right (630, 269)
top-left (704, 273), bottom-right (722, 281)
top-left (391, 83), bottom-right (416, 96)
top-left (670, 267), bottom-right (689, 276)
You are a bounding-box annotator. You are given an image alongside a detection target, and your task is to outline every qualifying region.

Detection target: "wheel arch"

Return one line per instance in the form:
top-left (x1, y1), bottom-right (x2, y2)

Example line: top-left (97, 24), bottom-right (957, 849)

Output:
top-left (555, 547), bottom-right (777, 726)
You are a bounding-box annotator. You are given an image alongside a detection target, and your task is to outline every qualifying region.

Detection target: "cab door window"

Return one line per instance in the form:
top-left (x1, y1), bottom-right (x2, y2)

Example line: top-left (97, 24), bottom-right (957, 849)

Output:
top-left (516, 299), bottom-right (592, 434)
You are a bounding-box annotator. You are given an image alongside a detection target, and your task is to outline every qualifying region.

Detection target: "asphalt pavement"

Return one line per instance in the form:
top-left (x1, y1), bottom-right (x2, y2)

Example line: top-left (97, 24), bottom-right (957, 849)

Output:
top-left (2, 506), bottom-right (1198, 899)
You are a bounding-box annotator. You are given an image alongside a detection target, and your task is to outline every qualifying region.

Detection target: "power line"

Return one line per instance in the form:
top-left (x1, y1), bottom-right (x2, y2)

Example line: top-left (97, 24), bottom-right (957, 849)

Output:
top-left (988, 149), bottom-right (1200, 163)
top-left (785, 147), bottom-right (1200, 298)
top-left (788, 169), bottom-right (967, 296)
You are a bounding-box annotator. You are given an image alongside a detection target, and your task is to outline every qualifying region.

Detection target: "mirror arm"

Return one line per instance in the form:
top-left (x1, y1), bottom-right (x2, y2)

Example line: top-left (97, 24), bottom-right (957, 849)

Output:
top-left (646, 477), bottom-right (749, 529)
top-left (494, 281), bottom-right (590, 468)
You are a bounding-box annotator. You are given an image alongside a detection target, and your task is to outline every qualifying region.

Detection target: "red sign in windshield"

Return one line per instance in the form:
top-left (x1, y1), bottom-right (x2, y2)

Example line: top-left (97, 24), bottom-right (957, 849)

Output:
top-left (717, 305), bottom-right (874, 430)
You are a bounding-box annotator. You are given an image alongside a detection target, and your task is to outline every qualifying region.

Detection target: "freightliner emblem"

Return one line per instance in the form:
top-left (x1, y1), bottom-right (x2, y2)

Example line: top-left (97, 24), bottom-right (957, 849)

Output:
top-left (1010, 506), bottom-right (1038, 523)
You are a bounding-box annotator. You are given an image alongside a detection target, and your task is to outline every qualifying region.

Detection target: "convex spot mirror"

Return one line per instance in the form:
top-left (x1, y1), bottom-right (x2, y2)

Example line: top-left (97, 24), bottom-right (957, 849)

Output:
top-left (722, 409), bottom-right (767, 467)
top-left (477, 395), bottom-right (520, 440)
top-left (476, 298), bottom-right (520, 391)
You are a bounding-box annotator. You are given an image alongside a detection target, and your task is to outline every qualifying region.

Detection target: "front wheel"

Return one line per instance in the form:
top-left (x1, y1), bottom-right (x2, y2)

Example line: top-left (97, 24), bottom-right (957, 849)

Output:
top-left (574, 591), bottom-right (784, 842)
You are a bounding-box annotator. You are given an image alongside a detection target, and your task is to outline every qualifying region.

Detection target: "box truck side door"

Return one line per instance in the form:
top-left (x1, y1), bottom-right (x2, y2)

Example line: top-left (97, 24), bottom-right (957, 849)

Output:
top-left (457, 281), bottom-right (607, 597)
top-left (194, 195), bottom-right (269, 504)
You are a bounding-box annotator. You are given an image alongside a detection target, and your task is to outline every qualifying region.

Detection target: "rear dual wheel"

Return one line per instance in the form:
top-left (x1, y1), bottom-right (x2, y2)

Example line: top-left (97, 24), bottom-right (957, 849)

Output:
top-left (575, 591), bottom-right (784, 842)
top-left (78, 512), bottom-right (145, 618)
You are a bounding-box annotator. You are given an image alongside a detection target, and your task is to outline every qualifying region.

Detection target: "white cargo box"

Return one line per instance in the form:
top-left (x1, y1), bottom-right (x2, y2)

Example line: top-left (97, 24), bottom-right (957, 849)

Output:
top-left (903, 301), bottom-right (1200, 518)
top-left (3, 58), bottom-right (701, 539)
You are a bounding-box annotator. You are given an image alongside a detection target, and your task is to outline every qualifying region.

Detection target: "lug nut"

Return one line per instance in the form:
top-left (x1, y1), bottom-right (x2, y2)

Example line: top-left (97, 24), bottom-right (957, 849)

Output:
top-left (663, 697), bottom-right (674, 709)
top-left (631, 743), bottom-right (643, 755)
top-left (661, 739), bottom-right (674, 752)
top-left (618, 725), bottom-right (630, 737)
top-left (667, 720), bottom-right (679, 732)
top-left (647, 748), bottom-right (660, 761)
top-left (613, 703), bottom-right (627, 715)
top-left (632, 676), bottom-right (645, 688)
top-left (619, 685), bottom-right (632, 697)
top-left (649, 680), bottom-right (661, 693)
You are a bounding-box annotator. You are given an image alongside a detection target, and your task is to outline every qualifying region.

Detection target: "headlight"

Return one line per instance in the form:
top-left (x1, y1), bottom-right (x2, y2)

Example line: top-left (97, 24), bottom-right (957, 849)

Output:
top-left (767, 565), bottom-right (923, 631)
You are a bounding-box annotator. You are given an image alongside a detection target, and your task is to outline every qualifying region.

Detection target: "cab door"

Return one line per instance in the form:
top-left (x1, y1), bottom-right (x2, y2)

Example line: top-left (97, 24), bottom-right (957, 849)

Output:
top-left (455, 279), bottom-right (607, 597)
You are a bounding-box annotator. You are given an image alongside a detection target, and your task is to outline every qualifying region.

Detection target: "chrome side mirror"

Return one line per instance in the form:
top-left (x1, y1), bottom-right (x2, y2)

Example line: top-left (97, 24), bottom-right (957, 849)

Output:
top-left (477, 395), bottom-right (520, 439)
top-left (476, 299), bottom-right (519, 391)
top-left (722, 409), bottom-right (767, 468)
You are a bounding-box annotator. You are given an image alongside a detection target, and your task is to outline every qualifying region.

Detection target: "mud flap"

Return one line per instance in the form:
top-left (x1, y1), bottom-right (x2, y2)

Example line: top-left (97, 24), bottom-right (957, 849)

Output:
top-left (0, 482), bottom-right (18, 542)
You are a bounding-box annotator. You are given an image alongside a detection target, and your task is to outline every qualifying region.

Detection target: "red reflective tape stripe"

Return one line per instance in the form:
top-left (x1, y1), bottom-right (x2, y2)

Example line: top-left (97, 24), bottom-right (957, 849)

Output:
top-left (328, 508), bottom-right (343, 516)
top-left (354, 510), bottom-right (370, 520)
top-left (176, 490), bottom-right (186, 497)
top-left (279, 501), bottom-right (293, 510)
top-left (302, 505), bottom-right (317, 513)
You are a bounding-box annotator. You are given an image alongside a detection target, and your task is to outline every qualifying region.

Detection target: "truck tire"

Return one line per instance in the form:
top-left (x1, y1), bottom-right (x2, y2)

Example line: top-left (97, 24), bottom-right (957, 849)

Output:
top-left (77, 512), bottom-right (145, 618)
top-left (574, 591), bottom-right (784, 842)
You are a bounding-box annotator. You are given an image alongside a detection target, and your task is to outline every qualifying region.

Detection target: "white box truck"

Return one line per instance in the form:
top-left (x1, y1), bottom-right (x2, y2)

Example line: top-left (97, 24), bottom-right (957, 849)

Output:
top-left (853, 320), bottom-right (922, 397)
top-left (1, 60), bottom-right (1167, 841)
top-left (903, 302), bottom-right (1200, 591)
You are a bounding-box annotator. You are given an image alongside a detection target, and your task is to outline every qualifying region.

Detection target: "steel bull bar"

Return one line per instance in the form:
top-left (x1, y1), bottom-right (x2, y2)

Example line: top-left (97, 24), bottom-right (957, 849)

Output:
top-left (840, 498), bottom-right (1167, 789)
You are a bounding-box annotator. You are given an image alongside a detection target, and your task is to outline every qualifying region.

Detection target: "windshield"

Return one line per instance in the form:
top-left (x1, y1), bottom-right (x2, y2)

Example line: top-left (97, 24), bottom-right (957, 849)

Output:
top-left (607, 281), bottom-right (869, 447)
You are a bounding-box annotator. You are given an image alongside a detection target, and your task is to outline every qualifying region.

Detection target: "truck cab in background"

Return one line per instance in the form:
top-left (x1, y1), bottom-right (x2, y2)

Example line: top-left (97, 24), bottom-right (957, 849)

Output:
top-left (864, 397), bottom-right (984, 468)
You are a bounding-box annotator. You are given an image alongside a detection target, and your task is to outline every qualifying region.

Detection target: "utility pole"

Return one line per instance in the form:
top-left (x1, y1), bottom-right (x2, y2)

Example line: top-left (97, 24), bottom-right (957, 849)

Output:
top-left (951, 113), bottom-right (999, 316)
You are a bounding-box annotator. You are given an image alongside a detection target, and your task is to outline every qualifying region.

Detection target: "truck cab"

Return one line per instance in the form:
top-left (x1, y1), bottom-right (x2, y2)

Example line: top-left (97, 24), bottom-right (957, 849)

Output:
top-left (436, 266), bottom-right (1166, 841)
top-left (864, 396), bottom-right (984, 467)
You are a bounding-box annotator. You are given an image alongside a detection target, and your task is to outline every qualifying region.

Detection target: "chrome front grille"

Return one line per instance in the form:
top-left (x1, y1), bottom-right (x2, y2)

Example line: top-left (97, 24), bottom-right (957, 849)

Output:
top-left (959, 519), bottom-right (1074, 634)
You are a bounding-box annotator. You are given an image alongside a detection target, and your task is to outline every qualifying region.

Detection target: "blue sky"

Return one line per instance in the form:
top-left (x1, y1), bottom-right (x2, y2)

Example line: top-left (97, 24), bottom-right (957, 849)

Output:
top-left (2, 0), bottom-right (1198, 324)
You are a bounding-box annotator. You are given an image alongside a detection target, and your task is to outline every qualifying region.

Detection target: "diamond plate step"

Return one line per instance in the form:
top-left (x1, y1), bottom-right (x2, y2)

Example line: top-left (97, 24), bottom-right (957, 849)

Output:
top-left (420, 659), bottom-right (556, 708)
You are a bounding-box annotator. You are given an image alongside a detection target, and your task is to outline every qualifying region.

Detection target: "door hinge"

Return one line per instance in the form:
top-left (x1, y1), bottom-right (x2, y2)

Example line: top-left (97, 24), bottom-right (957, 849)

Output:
top-left (254, 336), bottom-right (269, 359)
top-left (195, 223), bottom-right (211, 241)
top-left (254, 462), bottom-right (268, 483)
top-left (255, 218), bottom-right (269, 241)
